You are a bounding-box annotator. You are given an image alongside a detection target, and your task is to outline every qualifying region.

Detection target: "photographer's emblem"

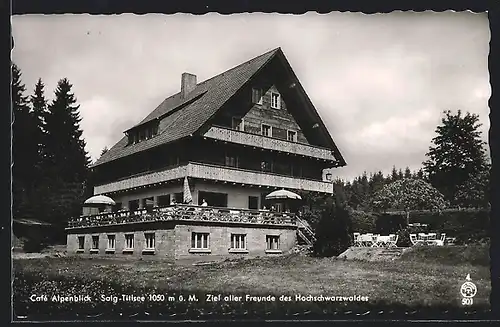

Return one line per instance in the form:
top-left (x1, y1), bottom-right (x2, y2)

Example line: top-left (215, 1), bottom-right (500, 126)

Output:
top-left (460, 274), bottom-right (477, 305)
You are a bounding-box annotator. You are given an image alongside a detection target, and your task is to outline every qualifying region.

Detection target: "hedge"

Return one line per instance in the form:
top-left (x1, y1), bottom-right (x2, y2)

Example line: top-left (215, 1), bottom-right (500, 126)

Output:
top-left (373, 209), bottom-right (490, 245)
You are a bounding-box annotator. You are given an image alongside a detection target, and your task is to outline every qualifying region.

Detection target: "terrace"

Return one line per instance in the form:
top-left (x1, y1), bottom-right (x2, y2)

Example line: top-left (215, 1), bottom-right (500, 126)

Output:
top-left (66, 204), bottom-right (297, 229)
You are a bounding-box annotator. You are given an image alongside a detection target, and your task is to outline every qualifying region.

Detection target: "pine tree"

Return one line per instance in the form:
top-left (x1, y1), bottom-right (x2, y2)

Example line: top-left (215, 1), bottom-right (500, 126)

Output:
top-left (423, 110), bottom-right (489, 205)
top-left (404, 167), bottom-right (412, 179)
top-left (44, 78), bottom-right (90, 237)
top-left (100, 146), bottom-right (109, 157)
top-left (391, 166), bottom-right (399, 182)
top-left (30, 79), bottom-right (47, 155)
top-left (12, 63), bottom-right (39, 219)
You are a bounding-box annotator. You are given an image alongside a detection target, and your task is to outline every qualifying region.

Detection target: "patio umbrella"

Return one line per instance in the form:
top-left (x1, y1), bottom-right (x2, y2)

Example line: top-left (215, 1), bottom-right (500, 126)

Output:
top-left (183, 176), bottom-right (193, 204)
top-left (84, 195), bottom-right (116, 206)
top-left (265, 189), bottom-right (302, 200)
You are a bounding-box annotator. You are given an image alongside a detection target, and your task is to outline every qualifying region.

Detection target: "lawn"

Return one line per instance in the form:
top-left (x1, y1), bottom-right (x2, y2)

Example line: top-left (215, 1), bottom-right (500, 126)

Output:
top-left (12, 245), bottom-right (491, 321)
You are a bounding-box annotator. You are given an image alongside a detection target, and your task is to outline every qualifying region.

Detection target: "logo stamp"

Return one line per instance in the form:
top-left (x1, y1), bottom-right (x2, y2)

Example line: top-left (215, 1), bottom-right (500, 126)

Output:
top-left (460, 274), bottom-right (477, 306)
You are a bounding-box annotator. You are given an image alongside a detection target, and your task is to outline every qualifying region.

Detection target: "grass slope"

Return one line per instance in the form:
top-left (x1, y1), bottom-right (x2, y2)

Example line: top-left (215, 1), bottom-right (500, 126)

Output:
top-left (13, 245), bottom-right (491, 320)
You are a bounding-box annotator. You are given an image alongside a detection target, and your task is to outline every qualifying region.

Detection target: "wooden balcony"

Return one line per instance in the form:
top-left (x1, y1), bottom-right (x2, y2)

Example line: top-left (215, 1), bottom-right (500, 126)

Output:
top-left (67, 204), bottom-right (297, 229)
top-left (94, 162), bottom-right (333, 194)
top-left (188, 162), bottom-right (333, 193)
top-left (203, 126), bottom-right (337, 161)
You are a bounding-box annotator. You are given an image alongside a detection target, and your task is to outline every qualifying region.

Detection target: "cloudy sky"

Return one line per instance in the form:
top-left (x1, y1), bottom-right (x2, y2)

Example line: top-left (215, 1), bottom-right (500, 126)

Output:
top-left (12, 12), bottom-right (490, 181)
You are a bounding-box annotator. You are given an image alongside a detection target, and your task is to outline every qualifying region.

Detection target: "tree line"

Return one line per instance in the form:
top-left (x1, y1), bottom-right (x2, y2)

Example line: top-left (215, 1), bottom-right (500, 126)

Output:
top-left (12, 63), bottom-right (90, 243)
top-left (311, 110), bottom-right (490, 256)
top-left (329, 110), bottom-right (490, 213)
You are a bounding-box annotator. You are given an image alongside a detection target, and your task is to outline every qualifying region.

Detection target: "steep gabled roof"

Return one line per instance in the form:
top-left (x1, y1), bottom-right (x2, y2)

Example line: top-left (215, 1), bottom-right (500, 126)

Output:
top-left (92, 47), bottom-right (346, 168)
top-left (92, 48), bottom-right (279, 167)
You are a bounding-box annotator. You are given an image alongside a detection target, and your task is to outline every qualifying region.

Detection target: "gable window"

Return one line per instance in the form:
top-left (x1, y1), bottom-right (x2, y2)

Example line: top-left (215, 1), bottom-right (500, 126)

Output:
top-left (271, 92), bottom-right (281, 109)
top-left (191, 232), bottom-right (210, 249)
top-left (266, 235), bottom-right (280, 250)
top-left (77, 236), bottom-right (85, 251)
top-left (124, 234), bottom-right (134, 250)
top-left (144, 233), bottom-right (155, 251)
top-left (252, 88), bottom-right (263, 105)
top-left (261, 124), bottom-right (271, 137)
top-left (287, 130), bottom-right (297, 142)
top-left (230, 234), bottom-right (247, 250)
top-left (107, 235), bottom-right (116, 250)
top-left (232, 117), bottom-right (244, 131)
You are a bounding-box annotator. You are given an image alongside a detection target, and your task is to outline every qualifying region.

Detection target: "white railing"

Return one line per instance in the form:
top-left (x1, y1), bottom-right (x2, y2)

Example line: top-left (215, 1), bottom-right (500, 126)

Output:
top-left (67, 204), bottom-right (297, 228)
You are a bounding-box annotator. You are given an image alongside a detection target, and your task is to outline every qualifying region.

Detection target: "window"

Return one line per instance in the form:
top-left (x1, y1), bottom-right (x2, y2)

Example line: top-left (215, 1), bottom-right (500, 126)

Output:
top-left (129, 200), bottom-right (139, 212)
top-left (107, 235), bottom-right (116, 250)
top-left (144, 233), bottom-right (155, 250)
top-left (232, 117), bottom-right (244, 131)
top-left (271, 92), bottom-right (281, 109)
top-left (91, 235), bottom-right (99, 250)
top-left (266, 235), bottom-right (280, 250)
top-left (225, 155), bottom-right (238, 167)
top-left (252, 88), bottom-right (263, 105)
top-left (158, 194), bottom-right (171, 207)
top-left (287, 130), bottom-right (297, 142)
top-left (261, 124), bottom-right (271, 137)
top-left (125, 234), bottom-right (134, 250)
top-left (191, 232), bottom-right (209, 249)
top-left (78, 236), bottom-right (85, 250)
top-left (174, 192), bottom-right (183, 203)
top-left (248, 196), bottom-right (259, 210)
top-left (231, 234), bottom-right (247, 250)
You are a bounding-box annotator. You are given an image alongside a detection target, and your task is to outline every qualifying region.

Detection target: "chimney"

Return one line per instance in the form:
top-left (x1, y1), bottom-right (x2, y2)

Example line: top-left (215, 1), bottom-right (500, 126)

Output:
top-left (181, 72), bottom-right (197, 99)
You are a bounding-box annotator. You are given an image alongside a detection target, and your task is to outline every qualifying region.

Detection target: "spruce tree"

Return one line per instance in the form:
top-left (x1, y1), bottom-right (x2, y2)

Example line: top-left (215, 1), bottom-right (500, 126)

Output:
top-left (30, 78), bottom-right (48, 169)
top-left (12, 63), bottom-right (39, 219)
top-left (404, 167), bottom-right (412, 179)
top-left (44, 78), bottom-right (90, 237)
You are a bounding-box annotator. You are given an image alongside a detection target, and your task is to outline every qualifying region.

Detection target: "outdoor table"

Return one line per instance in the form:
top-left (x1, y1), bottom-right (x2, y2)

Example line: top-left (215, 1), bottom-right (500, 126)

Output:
top-left (372, 235), bottom-right (391, 247)
top-left (359, 234), bottom-right (375, 247)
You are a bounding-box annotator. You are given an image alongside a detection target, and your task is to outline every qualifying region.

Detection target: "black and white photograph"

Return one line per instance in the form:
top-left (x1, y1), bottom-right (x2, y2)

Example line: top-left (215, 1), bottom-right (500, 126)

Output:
top-left (11, 11), bottom-right (492, 321)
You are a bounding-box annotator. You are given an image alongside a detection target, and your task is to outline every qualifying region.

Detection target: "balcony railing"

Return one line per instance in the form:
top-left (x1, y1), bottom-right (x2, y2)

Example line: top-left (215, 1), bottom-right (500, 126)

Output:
top-left (67, 204), bottom-right (297, 229)
top-left (94, 162), bottom-right (333, 194)
top-left (203, 126), bottom-right (337, 161)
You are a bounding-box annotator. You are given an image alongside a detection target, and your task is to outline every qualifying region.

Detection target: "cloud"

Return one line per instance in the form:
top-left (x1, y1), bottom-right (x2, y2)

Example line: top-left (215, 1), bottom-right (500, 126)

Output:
top-left (12, 12), bottom-right (490, 180)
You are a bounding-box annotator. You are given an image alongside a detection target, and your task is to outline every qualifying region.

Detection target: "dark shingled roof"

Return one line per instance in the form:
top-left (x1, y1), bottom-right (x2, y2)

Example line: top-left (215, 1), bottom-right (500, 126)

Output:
top-left (92, 47), bottom-right (280, 167)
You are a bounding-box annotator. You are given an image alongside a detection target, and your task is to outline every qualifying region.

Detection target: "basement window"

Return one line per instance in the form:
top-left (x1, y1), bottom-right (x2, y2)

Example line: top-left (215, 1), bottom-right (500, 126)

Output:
top-left (143, 233), bottom-right (155, 254)
top-left (190, 232), bottom-right (210, 253)
top-left (77, 236), bottom-right (85, 252)
top-left (266, 235), bottom-right (281, 253)
top-left (123, 234), bottom-right (134, 254)
top-left (90, 235), bottom-right (99, 253)
top-left (231, 234), bottom-right (247, 250)
top-left (106, 235), bottom-right (116, 253)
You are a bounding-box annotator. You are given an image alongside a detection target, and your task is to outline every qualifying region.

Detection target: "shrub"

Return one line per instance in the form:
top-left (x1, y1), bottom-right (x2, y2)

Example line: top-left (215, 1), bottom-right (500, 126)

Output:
top-left (312, 203), bottom-right (352, 257)
top-left (350, 209), bottom-right (376, 234)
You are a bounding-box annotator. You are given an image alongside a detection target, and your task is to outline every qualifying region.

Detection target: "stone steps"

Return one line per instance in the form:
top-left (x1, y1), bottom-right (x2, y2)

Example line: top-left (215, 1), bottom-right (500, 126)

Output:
top-left (337, 247), bottom-right (409, 262)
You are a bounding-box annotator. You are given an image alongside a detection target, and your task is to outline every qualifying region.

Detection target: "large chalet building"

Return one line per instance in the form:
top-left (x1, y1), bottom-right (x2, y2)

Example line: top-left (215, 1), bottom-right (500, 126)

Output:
top-left (66, 48), bottom-right (346, 259)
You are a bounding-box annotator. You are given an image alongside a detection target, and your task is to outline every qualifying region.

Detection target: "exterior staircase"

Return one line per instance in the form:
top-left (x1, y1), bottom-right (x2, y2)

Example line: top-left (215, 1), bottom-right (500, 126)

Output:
top-left (296, 217), bottom-right (316, 246)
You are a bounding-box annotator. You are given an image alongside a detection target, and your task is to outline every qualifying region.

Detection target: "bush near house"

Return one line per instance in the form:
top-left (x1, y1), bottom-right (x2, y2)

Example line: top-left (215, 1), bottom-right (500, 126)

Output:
top-left (350, 209), bottom-right (376, 234)
top-left (371, 209), bottom-right (489, 245)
